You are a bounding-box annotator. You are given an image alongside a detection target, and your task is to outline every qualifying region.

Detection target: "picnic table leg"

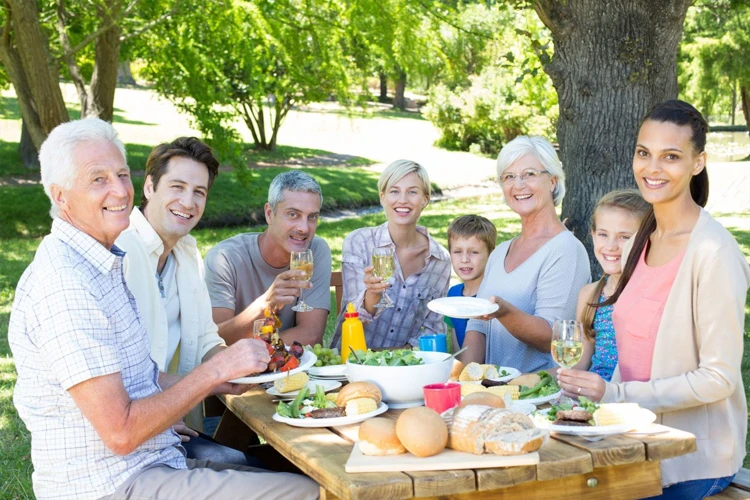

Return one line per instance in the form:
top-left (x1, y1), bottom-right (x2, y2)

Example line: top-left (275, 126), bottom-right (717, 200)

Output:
top-left (212, 407), bottom-right (261, 451)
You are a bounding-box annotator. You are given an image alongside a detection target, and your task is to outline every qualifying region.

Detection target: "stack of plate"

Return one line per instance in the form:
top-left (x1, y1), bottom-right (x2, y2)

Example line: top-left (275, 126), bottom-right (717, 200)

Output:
top-left (307, 364), bottom-right (348, 382)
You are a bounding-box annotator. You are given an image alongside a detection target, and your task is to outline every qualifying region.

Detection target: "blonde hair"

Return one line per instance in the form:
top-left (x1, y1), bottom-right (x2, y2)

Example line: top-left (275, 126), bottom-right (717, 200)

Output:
top-left (581, 189), bottom-right (650, 341)
top-left (377, 159), bottom-right (431, 196)
top-left (447, 215), bottom-right (497, 253)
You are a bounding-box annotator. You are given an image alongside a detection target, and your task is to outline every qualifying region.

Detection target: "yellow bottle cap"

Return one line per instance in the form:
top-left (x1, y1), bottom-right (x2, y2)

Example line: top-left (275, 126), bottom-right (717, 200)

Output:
top-left (344, 302), bottom-right (359, 318)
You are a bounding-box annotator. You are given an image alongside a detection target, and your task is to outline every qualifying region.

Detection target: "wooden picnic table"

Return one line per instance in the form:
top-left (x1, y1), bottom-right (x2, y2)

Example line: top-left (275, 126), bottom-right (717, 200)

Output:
top-left (217, 387), bottom-right (697, 500)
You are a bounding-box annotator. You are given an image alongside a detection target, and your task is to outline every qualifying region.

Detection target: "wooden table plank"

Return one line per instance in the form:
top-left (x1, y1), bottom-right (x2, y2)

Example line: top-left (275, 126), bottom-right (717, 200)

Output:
top-left (550, 434), bottom-right (645, 467)
top-left (536, 438), bottom-right (593, 481)
top-left (475, 463), bottom-right (536, 491)
top-left (623, 425), bottom-right (697, 462)
top-left (405, 470), bottom-right (477, 498)
top-left (425, 461), bottom-right (662, 500)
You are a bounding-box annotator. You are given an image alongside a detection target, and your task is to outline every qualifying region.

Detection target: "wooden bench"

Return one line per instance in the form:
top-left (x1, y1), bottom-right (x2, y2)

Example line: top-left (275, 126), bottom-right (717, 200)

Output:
top-left (707, 468), bottom-right (750, 499)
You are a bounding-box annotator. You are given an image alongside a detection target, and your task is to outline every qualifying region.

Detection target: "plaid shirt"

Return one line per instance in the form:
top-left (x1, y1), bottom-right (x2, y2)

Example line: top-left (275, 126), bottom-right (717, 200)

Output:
top-left (331, 222), bottom-right (450, 348)
top-left (9, 219), bottom-right (185, 500)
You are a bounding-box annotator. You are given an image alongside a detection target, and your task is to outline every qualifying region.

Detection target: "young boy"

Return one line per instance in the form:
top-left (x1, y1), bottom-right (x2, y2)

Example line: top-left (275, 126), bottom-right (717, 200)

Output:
top-left (445, 215), bottom-right (497, 351)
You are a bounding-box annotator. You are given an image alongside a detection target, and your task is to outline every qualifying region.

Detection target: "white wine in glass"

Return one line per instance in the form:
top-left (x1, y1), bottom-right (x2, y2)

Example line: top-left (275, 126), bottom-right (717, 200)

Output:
top-left (291, 249), bottom-right (314, 312)
top-left (372, 247), bottom-right (395, 309)
top-left (551, 319), bottom-right (584, 403)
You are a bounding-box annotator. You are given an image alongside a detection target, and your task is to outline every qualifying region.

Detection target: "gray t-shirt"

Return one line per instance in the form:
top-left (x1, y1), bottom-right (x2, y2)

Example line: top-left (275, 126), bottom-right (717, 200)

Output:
top-left (467, 230), bottom-right (590, 372)
top-left (204, 233), bottom-right (332, 331)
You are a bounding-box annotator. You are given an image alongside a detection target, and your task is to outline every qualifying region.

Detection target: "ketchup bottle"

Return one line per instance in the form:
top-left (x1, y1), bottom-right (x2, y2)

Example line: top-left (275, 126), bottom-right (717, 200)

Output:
top-left (341, 303), bottom-right (367, 362)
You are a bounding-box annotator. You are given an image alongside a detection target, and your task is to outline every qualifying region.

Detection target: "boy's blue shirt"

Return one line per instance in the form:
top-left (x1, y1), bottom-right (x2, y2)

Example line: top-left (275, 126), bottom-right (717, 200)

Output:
top-left (444, 283), bottom-right (476, 348)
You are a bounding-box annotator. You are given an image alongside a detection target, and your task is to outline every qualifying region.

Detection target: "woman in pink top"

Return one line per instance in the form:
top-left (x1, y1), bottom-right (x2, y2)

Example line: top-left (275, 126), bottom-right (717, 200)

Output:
top-left (558, 100), bottom-right (750, 499)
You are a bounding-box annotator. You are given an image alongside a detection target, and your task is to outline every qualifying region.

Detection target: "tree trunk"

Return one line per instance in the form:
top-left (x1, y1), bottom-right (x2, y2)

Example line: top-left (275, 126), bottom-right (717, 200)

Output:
top-left (117, 60), bottom-right (136, 85)
top-left (534, 0), bottom-right (691, 272)
top-left (741, 85), bottom-right (750, 135)
top-left (393, 68), bottom-right (406, 110)
top-left (19, 119), bottom-right (39, 168)
top-left (7, 0), bottom-right (69, 139)
top-left (87, 21), bottom-right (121, 121)
top-left (379, 72), bottom-right (388, 103)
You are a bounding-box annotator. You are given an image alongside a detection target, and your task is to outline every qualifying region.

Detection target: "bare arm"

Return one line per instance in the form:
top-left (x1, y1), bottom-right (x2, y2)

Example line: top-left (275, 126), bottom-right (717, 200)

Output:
top-left (478, 296), bottom-right (553, 352)
top-left (279, 308), bottom-right (328, 346)
top-left (214, 270), bottom-right (309, 345)
top-left (459, 330), bottom-right (486, 364)
top-left (68, 338), bottom-right (269, 455)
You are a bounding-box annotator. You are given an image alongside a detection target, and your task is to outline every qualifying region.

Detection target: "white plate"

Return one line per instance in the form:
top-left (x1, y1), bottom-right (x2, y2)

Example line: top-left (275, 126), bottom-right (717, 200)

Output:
top-left (229, 351), bottom-right (317, 384)
top-left (536, 408), bottom-right (657, 441)
top-left (510, 401), bottom-right (537, 415)
top-left (487, 366), bottom-right (522, 383)
top-left (308, 364), bottom-right (347, 377)
top-left (266, 379), bottom-right (342, 399)
top-left (519, 390), bottom-right (563, 405)
top-left (427, 297), bottom-right (499, 319)
top-left (272, 402), bottom-right (389, 427)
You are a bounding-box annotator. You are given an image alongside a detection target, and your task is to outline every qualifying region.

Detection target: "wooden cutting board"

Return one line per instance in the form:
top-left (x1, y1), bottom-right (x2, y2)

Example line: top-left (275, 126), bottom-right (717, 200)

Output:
top-left (345, 443), bottom-right (539, 472)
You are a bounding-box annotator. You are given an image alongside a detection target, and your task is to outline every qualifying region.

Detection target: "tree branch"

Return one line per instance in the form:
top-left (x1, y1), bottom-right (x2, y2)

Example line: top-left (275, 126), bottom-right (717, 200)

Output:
top-left (120, 4), bottom-right (179, 42)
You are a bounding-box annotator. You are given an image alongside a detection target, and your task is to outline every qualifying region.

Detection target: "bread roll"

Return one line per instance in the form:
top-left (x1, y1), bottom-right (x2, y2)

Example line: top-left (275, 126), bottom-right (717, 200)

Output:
top-left (449, 359), bottom-right (464, 382)
top-left (358, 418), bottom-right (407, 456)
top-left (460, 392), bottom-right (505, 409)
top-left (508, 373), bottom-right (541, 387)
top-left (396, 407), bottom-right (448, 457)
top-left (336, 381), bottom-right (382, 407)
top-left (484, 428), bottom-right (548, 456)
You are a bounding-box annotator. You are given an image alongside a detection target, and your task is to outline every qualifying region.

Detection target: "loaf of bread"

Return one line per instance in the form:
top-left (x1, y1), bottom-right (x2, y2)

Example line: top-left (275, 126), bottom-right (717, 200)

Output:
top-left (446, 405), bottom-right (547, 456)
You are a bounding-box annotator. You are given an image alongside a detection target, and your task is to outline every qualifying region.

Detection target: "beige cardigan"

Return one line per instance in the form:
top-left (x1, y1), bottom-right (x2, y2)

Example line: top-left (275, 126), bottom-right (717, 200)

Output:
top-left (603, 209), bottom-right (750, 486)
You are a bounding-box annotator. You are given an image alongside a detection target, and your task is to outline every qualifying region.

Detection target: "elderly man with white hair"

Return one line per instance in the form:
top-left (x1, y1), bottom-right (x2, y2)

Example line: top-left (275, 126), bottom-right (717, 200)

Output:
top-left (8, 118), bottom-right (319, 500)
top-left (459, 135), bottom-right (591, 371)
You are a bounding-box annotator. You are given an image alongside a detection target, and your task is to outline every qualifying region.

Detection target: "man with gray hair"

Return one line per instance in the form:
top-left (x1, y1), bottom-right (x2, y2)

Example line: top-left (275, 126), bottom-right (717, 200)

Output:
top-left (8, 118), bottom-right (319, 499)
top-left (205, 170), bottom-right (331, 346)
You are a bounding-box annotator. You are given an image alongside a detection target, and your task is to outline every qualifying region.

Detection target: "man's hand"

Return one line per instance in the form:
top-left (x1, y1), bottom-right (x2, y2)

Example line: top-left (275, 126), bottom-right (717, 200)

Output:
top-left (207, 338), bottom-right (271, 382)
top-left (262, 270), bottom-right (312, 311)
top-left (172, 421), bottom-right (199, 443)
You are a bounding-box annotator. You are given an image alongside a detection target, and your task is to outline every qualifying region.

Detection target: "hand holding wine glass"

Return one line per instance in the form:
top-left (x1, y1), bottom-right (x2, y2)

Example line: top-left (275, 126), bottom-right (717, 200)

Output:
top-left (551, 319), bottom-right (584, 404)
top-left (290, 249), bottom-right (314, 312)
top-left (371, 247), bottom-right (395, 309)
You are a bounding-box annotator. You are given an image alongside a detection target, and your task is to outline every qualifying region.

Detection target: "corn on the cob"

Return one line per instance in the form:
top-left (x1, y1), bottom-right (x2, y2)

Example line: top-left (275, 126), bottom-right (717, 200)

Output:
top-left (273, 371), bottom-right (309, 393)
top-left (486, 385), bottom-right (520, 400)
top-left (593, 403), bottom-right (640, 426)
top-left (345, 397), bottom-right (378, 416)
top-left (325, 392), bottom-right (339, 403)
top-left (482, 364), bottom-right (499, 380)
top-left (459, 362), bottom-right (484, 381)
top-left (460, 383), bottom-right (486, 397)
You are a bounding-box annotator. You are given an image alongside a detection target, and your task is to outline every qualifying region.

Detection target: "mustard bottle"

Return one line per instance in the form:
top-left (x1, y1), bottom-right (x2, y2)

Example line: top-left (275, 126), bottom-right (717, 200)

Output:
top-left (341, 302), bottom-right (367, 362)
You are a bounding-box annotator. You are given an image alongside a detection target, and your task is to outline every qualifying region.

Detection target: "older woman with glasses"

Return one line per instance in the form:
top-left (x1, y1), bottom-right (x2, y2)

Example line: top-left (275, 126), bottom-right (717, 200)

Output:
top-left (460, 136), bottom-right (590, 372)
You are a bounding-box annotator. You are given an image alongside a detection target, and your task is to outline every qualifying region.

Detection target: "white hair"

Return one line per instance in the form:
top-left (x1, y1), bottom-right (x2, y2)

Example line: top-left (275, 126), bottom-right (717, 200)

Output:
top-left (496, 135), bottom-right (566, 206)
top-left (40, 118), bottom-right (127, 218)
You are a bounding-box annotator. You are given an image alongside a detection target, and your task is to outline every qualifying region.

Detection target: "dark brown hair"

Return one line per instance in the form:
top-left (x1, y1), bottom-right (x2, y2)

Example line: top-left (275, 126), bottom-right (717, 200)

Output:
top-left (581, 189), bottom-right (650, 340)
top-left (602, 100), bottom-right (709, 308)
top-left (447, 215), bottom-right (497, 254)
top-left (140, 137), bottom-right (220, 209)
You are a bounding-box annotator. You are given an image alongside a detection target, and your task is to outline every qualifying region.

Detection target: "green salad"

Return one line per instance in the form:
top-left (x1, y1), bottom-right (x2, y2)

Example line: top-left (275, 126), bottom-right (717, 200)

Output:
top-left (518, 370), bottom-right (561, 400)
top-left (347, 348), bottom-right (424, 366)
top-left (275, 385), bottom-right (336, 419)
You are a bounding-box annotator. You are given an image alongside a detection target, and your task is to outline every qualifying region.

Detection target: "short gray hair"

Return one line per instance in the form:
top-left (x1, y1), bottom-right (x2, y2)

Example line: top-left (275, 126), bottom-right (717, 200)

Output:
top-left (40, 118), bottom-right (127, 218)
top-left (496, 135), bottom-right (566, 206)
top-left (267, 170), bottom-right (323, 211)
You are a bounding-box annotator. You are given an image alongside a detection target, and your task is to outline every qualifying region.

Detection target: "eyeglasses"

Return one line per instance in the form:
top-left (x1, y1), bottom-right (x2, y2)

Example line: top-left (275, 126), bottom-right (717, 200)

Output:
top-left (499, 169), bottom-right (551, 185)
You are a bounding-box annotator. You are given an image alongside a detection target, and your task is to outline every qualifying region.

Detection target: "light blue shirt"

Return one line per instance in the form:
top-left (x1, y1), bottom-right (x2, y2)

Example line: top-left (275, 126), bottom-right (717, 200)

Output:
top-left (467, 230), bottom-right (590, 371)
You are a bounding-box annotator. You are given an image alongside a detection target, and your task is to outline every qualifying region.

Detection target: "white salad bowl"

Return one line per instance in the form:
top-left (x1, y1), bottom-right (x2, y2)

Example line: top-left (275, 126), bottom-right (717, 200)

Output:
top-left (345, 351), bottom-right (453, 408)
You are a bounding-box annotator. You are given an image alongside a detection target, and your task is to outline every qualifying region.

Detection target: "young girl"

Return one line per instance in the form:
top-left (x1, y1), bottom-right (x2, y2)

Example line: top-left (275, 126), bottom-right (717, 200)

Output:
top-left (572, 190), bottom-right (649, 381)
top-left (558, 100), bottom-right (749, 499)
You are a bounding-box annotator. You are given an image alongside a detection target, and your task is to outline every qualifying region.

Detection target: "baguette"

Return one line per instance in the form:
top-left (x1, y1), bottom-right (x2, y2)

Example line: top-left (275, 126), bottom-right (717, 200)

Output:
top-left (484, 428), bottom-right (548, 456)
top-left (446, 406), bottom-right (542, 456)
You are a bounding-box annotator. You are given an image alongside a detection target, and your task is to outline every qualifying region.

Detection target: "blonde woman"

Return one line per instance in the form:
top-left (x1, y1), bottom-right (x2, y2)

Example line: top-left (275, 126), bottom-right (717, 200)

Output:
top-left (331, 160), bottom-right (451, 349)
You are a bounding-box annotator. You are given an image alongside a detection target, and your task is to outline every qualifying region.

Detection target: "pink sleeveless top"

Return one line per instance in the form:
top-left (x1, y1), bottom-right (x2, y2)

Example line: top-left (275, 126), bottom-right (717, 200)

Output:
top-left (612, 243), bottom-right (685, 382)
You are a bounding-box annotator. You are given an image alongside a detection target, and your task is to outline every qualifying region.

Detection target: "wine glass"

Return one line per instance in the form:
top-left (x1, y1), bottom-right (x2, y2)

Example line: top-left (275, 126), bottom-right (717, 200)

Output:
top-left (291, 249), bottom-right (314, 312)
top-left (371, 247), bottom-right (395, 309)
top-left (551, 319), bottom-right (584, 404)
